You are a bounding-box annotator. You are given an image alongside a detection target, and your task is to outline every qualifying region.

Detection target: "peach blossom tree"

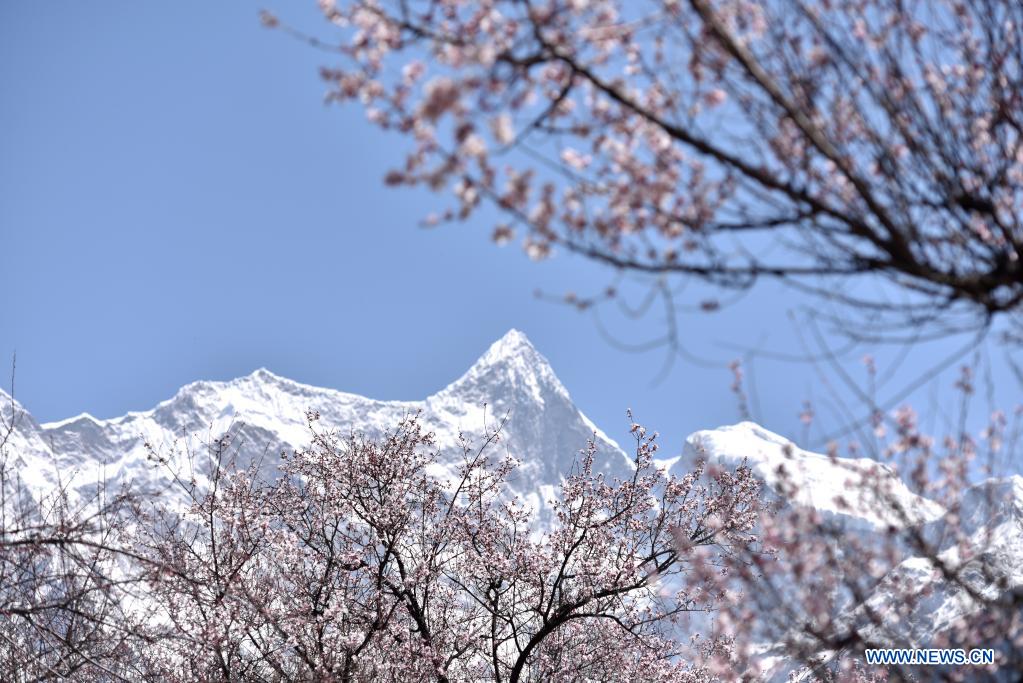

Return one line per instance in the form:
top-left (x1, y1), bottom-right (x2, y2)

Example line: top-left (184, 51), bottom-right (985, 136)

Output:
top-left (268, 0), bottom-right (1023, 338)
top-left (132, 413), bottom-right (760, 681)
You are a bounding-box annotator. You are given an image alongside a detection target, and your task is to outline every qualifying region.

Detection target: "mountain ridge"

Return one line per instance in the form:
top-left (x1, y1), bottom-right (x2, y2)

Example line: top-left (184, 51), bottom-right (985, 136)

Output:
top-left (3, 330), bottom-right (630, 507)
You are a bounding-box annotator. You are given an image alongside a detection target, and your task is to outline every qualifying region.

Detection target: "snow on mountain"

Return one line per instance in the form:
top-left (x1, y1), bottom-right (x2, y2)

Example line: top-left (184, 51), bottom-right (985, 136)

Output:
top-left (855, 475), bottom-right (1023, 645)
top-left (0, 393), bottom-right (60, 491)
top-left (684, 423), bottom-right (1022, 680)
top-left (683, 421), bottom-right (945, 531)
top-left (4, 330), bottom-right (630, 510)
top-left (4, 332), bottom-right (1019, 677)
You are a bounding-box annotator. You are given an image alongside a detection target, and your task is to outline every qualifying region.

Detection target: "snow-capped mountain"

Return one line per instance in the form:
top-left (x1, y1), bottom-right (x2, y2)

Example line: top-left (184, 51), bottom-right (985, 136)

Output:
top-left (684, 422), bottom-right (946, 532)
top-left (684, 423), bottom-right (1022, 680)
top-left (2, 330), bottom-right (629, 511)
top-left (3, 330), bottom-right (1019, 678)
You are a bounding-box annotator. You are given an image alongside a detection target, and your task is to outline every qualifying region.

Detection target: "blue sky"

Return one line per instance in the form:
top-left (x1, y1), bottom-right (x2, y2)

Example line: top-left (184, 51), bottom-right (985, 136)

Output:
top-left (1, 1), bottom-right (1017, 458)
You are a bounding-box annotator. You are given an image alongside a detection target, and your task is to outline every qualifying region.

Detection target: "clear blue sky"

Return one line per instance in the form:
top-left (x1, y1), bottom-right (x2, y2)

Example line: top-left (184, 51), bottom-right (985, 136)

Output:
top-left (1, 1), bottom-right (1016, 457)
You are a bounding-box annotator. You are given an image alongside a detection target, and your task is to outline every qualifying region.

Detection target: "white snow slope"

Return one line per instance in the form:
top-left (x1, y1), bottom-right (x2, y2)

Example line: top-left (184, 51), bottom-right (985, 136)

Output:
top-left (2, 330), bottom-right (629, 512)
top-left (685, 423), bottom-right (1021, 680)
top-left (3, 330), bottom-right (1019, 678)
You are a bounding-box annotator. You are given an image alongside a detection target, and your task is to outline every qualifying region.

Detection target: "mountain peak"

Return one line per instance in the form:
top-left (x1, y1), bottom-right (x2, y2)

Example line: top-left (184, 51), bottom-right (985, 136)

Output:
top-left (244, 367), bottom-right (288, 386)
top-left (475, 330), bottom-right (545, 374)
top-left (436, 329), bottom-right (569, 404)
top-left (483, 328), bottom-right (536, 360)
